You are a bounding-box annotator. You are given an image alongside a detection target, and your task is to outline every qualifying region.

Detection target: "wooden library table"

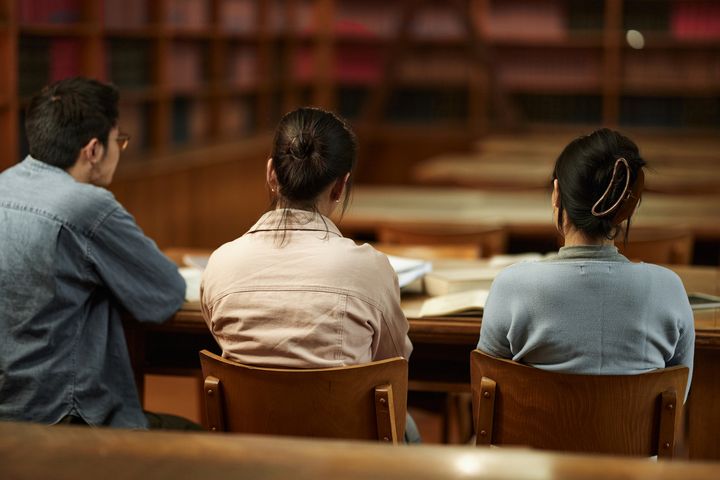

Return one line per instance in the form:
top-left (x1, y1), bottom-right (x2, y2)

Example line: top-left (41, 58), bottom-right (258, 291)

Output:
top-left (412, 153), bottom-right (720, 194)
top-left (125, 253), bottom-right (720, 459)
top-left (4, 422), bottom-right (720, 480)
top-left (337, 186), bottom-right (720, 242)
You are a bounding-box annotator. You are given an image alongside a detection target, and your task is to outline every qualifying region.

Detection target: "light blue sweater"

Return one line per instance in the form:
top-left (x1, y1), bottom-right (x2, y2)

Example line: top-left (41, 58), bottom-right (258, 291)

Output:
top-left (478, 246), bottom-right (694, 392)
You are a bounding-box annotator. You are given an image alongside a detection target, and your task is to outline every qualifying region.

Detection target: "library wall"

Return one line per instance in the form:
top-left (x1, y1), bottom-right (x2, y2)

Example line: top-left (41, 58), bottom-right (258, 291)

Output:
top-left (2, 0), bottom-right (719, 247)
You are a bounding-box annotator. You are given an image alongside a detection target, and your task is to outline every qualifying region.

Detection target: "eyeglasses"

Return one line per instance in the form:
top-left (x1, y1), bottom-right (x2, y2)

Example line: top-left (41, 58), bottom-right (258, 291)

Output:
top-left (116, 133), bottom-right (131, 152)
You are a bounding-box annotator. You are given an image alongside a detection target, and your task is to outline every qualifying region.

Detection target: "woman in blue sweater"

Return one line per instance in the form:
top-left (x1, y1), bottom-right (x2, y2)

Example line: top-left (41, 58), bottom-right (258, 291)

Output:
top-left (478, 128), bottom-right (694, 392)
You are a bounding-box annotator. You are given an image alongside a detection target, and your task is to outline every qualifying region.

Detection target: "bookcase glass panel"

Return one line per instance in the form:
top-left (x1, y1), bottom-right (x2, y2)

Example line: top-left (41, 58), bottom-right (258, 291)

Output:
top-left (386, 88), bottom-right (469, 123)
top-left (106, 39), bottom-right (152, 89)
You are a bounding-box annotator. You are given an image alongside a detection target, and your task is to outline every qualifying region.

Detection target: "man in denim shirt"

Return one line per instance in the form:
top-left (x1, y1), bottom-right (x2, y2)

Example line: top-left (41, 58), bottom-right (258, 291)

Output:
top-left (0, 78), bottom-right (186, 428)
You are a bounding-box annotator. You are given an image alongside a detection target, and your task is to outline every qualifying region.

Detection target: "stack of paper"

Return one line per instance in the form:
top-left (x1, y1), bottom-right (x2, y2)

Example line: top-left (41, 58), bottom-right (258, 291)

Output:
top-left (386, 255), bottom-right (433, 289)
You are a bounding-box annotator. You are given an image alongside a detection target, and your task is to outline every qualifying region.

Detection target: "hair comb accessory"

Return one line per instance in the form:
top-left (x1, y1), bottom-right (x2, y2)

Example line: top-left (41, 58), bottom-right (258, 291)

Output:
top-left (591, 158), bottom-right (644, 225)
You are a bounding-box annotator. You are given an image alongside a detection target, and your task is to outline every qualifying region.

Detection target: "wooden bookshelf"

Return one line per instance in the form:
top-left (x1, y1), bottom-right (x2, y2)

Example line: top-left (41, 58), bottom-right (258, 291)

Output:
top-left (0, 0), bottom-right (313, 171)
top-left (1, 0), bottom-right (719, 173)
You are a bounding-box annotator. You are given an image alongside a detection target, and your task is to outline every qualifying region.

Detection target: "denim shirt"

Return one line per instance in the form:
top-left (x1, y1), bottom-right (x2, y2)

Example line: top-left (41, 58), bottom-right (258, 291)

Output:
top-left (0, 157), bottom-right (185, 428)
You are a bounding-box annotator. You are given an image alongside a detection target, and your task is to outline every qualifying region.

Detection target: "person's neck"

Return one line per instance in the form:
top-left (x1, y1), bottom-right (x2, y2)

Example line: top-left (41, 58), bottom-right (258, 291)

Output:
top-left (275, 199), bottom-right (336, 218)
top-left (562, 227), bottom-right (614, 248)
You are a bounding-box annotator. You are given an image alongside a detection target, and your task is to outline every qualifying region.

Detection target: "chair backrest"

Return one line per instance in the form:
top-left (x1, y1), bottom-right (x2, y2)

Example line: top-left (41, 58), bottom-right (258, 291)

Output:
top-left (617, 229), bottom-right (694, 264)
top-left (470, 350), bottom-right (688, 458)
top-left (199, 350), bottom-right (408, 443)
top-left (377, 225), bottom-right (507, 258)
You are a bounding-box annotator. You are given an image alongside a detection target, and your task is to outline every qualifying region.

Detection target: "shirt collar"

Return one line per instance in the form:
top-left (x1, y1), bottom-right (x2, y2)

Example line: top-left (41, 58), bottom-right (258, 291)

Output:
top-left (247, 208), bottom-right (343, 238)
top-left (21, 155), bottom-right (71, 176)
top-left (557, 245), bottom-right (628, 262)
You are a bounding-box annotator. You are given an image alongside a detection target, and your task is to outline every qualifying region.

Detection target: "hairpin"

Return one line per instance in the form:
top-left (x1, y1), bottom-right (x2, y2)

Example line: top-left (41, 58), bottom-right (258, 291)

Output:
top-left (591, 158), bottom-right (644, 225)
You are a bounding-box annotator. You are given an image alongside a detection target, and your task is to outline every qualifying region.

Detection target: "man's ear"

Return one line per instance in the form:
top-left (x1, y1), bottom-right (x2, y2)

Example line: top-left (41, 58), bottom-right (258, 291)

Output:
top-left (266, 158), bottom-right (278, 192)
top-left (552, 178), bottom-right (560, 208)
top-left (81, 138), bottom-right (103, 166)
top-left (330, 173), bottom-right (350, 202)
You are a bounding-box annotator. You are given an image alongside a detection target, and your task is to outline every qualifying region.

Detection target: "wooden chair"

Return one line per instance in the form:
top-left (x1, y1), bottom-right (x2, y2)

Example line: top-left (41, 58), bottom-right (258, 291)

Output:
top-left (377, 225), bottom-right (507, 259)
top-left (617, 229), bottom-right (694, 265)
top-left (470, 350), bottom-right (688, 458)
top-left (199, 350), bottom-right (408, 443)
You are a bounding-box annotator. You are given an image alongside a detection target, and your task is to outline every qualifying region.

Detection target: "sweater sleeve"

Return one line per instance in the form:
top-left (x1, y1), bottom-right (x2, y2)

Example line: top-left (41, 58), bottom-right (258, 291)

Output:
top-left (664, 273), bottom-right (695, 402)
top-left (477, 270), bottom-right (514, 359)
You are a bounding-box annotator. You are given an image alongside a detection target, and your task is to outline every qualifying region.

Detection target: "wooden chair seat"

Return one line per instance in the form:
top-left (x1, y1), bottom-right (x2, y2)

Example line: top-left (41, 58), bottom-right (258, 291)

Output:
top-left (199, 350), bottom-right (408, 443)
top-left (471, 350), bottom-right (688, 458)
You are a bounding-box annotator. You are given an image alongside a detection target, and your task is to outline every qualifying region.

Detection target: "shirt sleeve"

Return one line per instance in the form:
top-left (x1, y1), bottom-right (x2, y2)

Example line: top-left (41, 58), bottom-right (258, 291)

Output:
top-left (477, 272), bottom-right (513, 359)
top-left (373, 254), bottom-right (413, 361)
top-left (665, 281), bottom-right (695, 402)
top-left (88, 204), bottom-right (186, 323)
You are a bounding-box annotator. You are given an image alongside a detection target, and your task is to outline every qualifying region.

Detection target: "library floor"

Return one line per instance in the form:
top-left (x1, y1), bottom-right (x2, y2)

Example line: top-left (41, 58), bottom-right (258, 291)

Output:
top-left (144, 375), bottom-right (447, 443)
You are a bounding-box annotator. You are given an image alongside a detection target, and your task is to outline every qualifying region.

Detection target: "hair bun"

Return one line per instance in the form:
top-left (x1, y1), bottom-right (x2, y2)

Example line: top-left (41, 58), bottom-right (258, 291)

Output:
top-left (289, 133), bottom-right (316, 160)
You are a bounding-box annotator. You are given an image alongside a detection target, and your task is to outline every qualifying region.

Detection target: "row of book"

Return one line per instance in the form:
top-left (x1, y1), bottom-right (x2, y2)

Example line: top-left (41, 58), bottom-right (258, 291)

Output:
top-left (18, 0), bottom-right (720, 40)
top-left (18, 37), bottom-right (82, 96)
top-left (620, 96), bottom-right (720, 127)
top-left (18, 36), bottom-right (718, 96)
top-left (623, 50), bottom-right (720, 90)
top-left (171, 96), bottom-right (256, 146)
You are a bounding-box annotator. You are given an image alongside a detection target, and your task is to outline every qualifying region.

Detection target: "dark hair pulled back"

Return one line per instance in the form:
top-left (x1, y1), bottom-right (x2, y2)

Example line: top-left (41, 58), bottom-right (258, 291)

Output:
top-left (271, 107), bottom-right (356, 213)
top-left (553, 128), bottom-right (646, 241)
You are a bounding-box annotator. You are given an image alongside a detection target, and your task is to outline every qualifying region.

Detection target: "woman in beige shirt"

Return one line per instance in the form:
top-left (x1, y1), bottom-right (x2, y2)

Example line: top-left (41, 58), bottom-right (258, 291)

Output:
top-left (200, 107), bottom-right (412, 370)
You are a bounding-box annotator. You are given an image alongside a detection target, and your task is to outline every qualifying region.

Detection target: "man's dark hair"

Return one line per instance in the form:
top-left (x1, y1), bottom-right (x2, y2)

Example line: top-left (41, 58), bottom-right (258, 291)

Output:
top-left (25, 77), bottom-right (119, 169)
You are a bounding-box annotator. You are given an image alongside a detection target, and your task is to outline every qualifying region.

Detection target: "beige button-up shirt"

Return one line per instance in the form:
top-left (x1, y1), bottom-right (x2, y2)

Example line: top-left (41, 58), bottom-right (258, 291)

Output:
top-left (200, 209), bottom-right (412, 368)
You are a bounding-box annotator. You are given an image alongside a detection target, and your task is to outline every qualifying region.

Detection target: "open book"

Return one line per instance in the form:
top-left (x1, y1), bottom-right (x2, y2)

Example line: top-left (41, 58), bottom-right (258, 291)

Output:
top-left (688, 292), bottom-right (720, 310)
top-left (419, 289), bottom-right (489, 317)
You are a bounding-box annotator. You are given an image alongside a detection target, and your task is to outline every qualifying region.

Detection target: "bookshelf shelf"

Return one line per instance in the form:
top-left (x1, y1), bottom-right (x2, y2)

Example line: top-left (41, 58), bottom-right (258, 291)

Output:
top-left (104, 27), bottom-right (160, 38)
top-left (19, 24), bottom-right (98, 36)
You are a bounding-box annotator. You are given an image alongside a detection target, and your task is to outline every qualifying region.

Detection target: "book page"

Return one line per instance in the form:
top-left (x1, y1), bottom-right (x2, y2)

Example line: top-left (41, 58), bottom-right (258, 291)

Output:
top-left (419, 289), bottom-right (489, 317)
top-left (688, 292), bottom-right (720, 310)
